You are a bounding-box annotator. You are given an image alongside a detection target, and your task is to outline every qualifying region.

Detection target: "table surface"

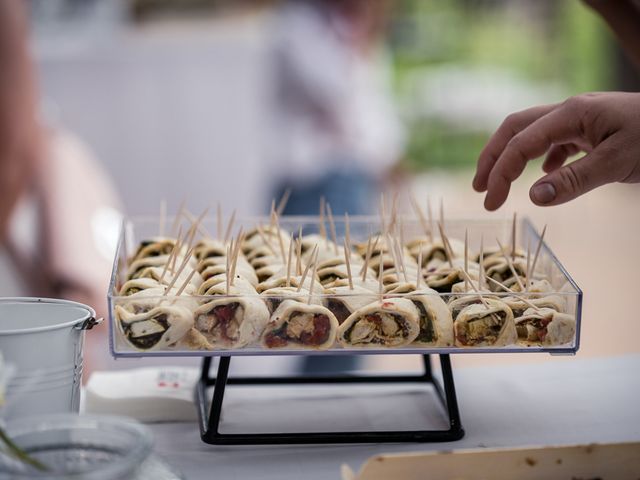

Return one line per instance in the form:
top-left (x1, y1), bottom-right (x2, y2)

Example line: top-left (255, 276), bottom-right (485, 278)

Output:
top-left (145, 353), bottom-right (640, 480)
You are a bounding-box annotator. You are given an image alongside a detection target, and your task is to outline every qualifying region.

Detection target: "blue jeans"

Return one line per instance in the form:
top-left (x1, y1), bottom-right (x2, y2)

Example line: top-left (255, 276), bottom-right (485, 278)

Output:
top-left (273, 167), bottom-right (377, 374)
top-left (274, 167), bottom-right (377, 216)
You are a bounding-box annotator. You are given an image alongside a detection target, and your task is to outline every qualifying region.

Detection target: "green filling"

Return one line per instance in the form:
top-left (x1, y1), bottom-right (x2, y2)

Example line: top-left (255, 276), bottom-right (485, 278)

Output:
top-left (413, 301), bottom-right (436, 343)
top-left (124, 314), bottom-right (169, 349)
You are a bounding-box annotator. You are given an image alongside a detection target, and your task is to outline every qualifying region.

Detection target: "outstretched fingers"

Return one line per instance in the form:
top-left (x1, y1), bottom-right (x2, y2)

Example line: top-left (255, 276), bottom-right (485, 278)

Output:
top-left (542, 143), bottom-right (582, 173)
top-left (529, 137), bottom-right (618, 206)
top-left (482, 104), bottom-right (585, 210)
top-left (473, 103), bottom-right (557, 192)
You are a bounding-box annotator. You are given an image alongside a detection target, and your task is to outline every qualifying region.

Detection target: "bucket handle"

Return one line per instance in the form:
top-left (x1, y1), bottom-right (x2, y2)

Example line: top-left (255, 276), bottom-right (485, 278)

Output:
top-left (74, 316), bottom-right (103, 331)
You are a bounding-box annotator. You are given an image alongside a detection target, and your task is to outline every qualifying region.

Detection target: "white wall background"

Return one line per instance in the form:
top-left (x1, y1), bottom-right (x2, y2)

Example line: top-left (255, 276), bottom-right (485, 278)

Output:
top-left (34, 14), bottom-right (274, 217)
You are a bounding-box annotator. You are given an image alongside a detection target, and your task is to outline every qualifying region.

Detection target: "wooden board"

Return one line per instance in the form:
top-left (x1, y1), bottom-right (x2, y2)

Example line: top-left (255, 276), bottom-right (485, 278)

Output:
top-left (342, 442), bottom-right (640, 480)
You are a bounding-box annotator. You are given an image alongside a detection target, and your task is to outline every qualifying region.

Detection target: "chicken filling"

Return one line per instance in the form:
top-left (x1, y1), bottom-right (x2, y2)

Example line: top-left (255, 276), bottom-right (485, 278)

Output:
top-left (123, 314), bottom-right (169, 350)
top-left (319, 273), bottom-right (345, 286)
top-left (264, 312), bottom-right (331, 348)
top-left (196, 302), bottom-right (244, 343)
top-left (123, 287), bottom-right (142, 296)
top-left (455, 311), bottom-right (507, 346)
top-left (516, 317), bottom-right (552, 342)
top-left (345, 312), bottom-right (410, 345)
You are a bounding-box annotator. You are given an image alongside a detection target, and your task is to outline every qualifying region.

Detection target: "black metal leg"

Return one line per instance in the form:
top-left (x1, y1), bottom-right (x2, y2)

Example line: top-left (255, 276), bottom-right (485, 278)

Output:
top-left (440, 354), bottom-right (463, 434)
top-left (422, 354), bottom-right (433, 381)
top-left (196, 354), bottom-right (464, 445)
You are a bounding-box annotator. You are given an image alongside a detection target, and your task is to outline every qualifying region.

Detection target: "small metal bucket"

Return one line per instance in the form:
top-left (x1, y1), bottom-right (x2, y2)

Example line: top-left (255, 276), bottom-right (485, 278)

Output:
top-left (0, 298), bottom-right (101, 418)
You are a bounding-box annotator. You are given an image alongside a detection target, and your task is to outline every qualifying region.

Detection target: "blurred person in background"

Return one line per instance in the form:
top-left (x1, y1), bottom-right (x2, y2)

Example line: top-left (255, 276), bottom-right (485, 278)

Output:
top-left (0, 0), bottom-right (121, 374)
top-left (266, 0), bottom-right (405, 374)
top-left (268, 0), bottom-right (405, 217)
top-left (474, 0), bottom-right (640, 211)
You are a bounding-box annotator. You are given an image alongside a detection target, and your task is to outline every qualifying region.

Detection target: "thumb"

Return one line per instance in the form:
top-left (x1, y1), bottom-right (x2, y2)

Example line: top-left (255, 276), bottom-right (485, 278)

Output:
top-left (529, 148), bottom-right (614, 206)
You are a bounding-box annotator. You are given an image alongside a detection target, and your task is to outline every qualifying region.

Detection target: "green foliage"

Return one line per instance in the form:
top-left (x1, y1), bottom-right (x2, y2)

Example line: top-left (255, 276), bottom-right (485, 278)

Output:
top-left (390, 0), bottom-right (612, 171)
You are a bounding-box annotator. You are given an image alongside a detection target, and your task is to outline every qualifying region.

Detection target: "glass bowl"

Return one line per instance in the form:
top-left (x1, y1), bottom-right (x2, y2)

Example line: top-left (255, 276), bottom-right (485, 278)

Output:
top-left (0, 414), bottom-right (154, 480)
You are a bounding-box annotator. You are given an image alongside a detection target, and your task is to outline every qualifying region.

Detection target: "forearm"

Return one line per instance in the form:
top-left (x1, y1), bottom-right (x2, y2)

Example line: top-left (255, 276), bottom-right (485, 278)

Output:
top-left (0, 0), bottom-right (39, 237)
top-left (584, 0), bottom-right (640, 69)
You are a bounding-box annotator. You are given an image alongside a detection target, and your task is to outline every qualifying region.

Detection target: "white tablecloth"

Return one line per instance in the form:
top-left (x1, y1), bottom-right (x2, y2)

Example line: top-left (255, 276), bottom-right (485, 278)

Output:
top-left (147, 354), bottom-right (640, 479)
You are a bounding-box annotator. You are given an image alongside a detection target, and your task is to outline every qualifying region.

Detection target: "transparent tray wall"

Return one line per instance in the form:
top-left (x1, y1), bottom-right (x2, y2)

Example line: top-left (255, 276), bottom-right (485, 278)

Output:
top-left (108, 216), bottom-right (582, 357)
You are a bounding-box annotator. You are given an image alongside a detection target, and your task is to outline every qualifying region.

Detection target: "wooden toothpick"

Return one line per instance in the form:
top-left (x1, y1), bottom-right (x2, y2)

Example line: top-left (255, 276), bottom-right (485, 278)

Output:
top-left (344, 213), bottom-right (351, 257)
top-left (344, 237), bottom-right (354, 290)
top-left (362, 235), bottom-right (379, 282)
top-left (427, 196), bottom-right (434, 243)
top-left (389, 191), bottom-right (399, 233)
top-left (319, 197), bottom-right (327, 240)
top-left (256, 224), bottom-right (276, 255)
top-left (525, 240), bottom-right (531, 293)
top-left (359, 236), bottom-right (372, 277)
top-left (416, 242), bottom-right (424, 290)
top-left (529, 225), bottom-right (547, 284)
top-left (378, 252), bottom-right (384, 300)
top-left (159, 226), bottom-right (183, 283)
top-left (184, 209), bottom-right (212, 239)
top-left (276, 188), bottom-right (292, 216)
top-left (186, 207), bottom-right (210, 250)
top-left (229, 229), bottom-right (244, 286)
top-left (286, 232), bottom-right (294, 288)
top-left (410, 193), bottom-right (430, 239)
top-left (511, 212), bottom-right (517, 259)
top-left (486, 276), bottom-right (541, 311)
top-left (297, 245), bottom-right (318, 293)
top-left (437, 222), bottom-right (454, 268)
top-left (171, 198), bottom-right (186, 236)
top-left (496, 237), bottom-right (525, 291)
top-left (163, 247), bottom-right (195, 295)
top-left (296, 227), bottom-right (303, 276)
top-left (326, 202), bottom-right (338, 254)
top-left (223, 209), bottom-right (237, 244)
top-left (271, 210), bottom-right (287, 261)
top-left (216, 203), bottom-right (223, 241)
top-left (394, 236), bottom-right (409, 283)
top-left (460, 268), bottom-right (490, 309)
top-left (464, 229), bottom-right (469, 292)
top-left (379, 193), bottom-right (387, 236)
top-left (225, 245), bottom-right (231, 295)
top-left (159, 199), bottom-right (167, 237)
top-left (479, 235), bottom-right (485, 291)
top-left (307, 248), bottom-right (319, 304)
top-left (175, 266), bottom-right (197, 296)
top-left (386, 233), bottom-right (400, 280)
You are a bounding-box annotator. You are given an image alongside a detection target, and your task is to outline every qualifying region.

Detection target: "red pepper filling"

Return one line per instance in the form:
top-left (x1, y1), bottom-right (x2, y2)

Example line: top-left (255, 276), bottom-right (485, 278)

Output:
top-left (264, 313), bottom-right (331, 348)
top-left (211, 303), bottom-right (241, 341)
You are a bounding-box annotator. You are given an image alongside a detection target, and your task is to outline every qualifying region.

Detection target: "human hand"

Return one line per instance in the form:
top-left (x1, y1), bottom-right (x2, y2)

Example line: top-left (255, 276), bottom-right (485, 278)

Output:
top-left (0, 0), bottom-right (39, 238)
top-left (472, 92), bottom-right (640, 210)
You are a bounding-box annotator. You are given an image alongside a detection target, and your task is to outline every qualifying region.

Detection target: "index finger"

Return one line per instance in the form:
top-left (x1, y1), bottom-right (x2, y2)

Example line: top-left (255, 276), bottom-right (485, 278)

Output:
top-left (484, 103), bottom-right (585, 210)
top-left (474, 103), bottom-right (558, 192)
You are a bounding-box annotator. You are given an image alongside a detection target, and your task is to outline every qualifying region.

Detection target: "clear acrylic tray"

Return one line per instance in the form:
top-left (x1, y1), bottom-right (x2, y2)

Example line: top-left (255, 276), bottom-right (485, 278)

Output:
top-left (108, 215), bottom-right (582, 357)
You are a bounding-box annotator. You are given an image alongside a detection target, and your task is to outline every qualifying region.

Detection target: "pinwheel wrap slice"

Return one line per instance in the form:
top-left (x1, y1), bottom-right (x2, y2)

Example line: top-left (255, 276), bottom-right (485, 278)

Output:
top-left (515, 307), bottom-right (575, 346)
top-left (261, 300), bottom-right (339, 350)
top-left (337, 298), bottom-right (420, 348)
top-left (115, 304), bottom-right (194, 351)
top-left (454, 298), bottom-right (516, 347)
top-left (193, 292), bottom-right (270, 349)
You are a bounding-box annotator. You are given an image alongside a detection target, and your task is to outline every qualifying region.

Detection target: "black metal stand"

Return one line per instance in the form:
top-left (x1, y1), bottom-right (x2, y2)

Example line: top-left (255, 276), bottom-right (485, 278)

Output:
top-left (195, 354), bottom-right (464, 445)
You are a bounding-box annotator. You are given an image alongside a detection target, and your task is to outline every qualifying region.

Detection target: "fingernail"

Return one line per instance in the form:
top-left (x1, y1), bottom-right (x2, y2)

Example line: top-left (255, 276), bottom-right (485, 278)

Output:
top-left (532, 183), bottom-right (556, 204)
